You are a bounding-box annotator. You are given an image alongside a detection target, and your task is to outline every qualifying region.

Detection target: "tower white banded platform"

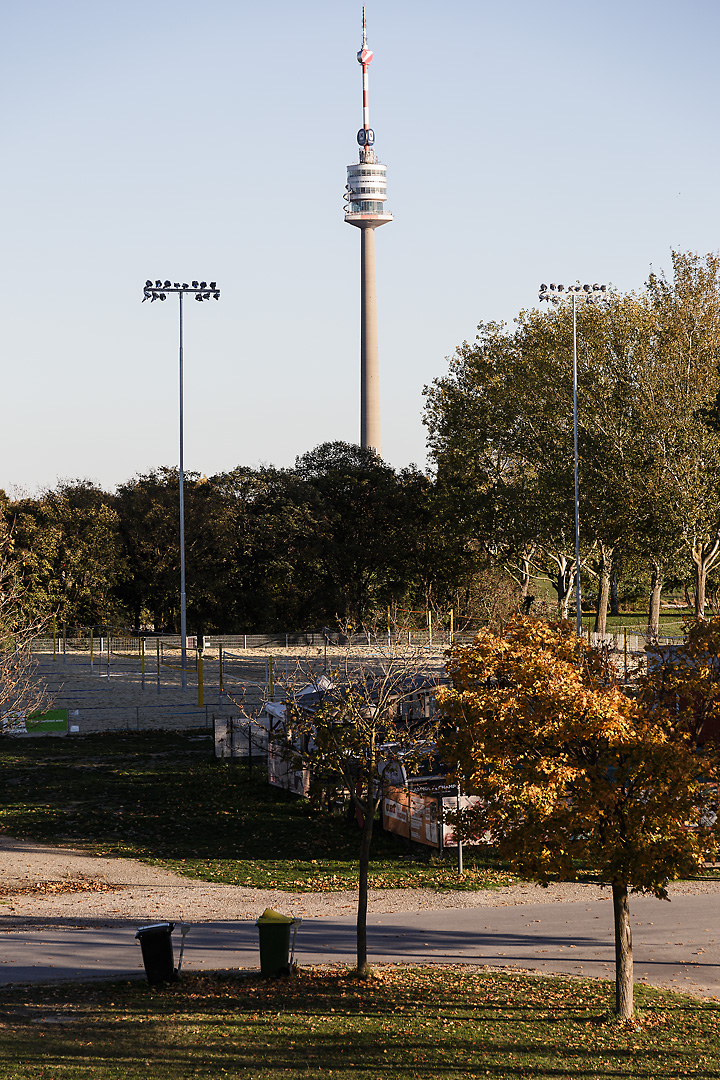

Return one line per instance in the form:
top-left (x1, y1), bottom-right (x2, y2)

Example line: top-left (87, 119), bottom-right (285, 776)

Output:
top-left (344, 7), bottom-right (392, 457)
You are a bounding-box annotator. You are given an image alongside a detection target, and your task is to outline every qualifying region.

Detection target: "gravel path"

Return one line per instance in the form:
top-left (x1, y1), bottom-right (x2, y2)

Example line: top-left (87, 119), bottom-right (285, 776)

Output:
top-left (2, 836), bottom-right (719, 928)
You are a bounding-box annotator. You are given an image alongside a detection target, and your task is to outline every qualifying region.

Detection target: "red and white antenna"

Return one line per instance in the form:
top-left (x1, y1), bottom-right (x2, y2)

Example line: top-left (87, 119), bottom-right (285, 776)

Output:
top-left (357, 6), bottom-right (373, 134)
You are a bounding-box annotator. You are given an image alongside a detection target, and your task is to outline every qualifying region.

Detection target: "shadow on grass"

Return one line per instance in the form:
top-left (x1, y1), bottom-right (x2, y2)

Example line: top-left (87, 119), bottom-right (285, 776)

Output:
top-left (0, 732), bottom-right (510, 889)
top-left (0, 971), bottom-right (717, 1079)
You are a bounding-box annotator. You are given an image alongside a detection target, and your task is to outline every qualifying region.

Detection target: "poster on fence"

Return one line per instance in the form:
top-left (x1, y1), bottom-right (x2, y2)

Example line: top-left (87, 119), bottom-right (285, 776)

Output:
top-left (1, 709), bottom-right (68, 735)
top-left (440, 794), bottom-right (487, 847)
top-left (383, 786), bottom-right (440, 848)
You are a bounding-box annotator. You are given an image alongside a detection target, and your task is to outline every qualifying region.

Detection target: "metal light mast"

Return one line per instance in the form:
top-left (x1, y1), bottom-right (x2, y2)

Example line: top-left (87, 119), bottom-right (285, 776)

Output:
top-left (142, 279), bottom-right (220, 690)
top-left (344, 7), bottom-right (392, 457)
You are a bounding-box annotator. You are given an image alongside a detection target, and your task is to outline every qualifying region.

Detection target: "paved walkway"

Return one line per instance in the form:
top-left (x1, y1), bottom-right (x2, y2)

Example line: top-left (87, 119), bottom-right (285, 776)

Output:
top-left (1, 892), bottom-right (718, 997)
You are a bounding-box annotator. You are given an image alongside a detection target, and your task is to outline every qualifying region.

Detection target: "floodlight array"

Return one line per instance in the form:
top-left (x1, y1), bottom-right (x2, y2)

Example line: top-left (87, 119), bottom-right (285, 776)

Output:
top-left (142, 279), bottom-right (220, 302)
top-left (538, 282), bottom-right (607, 305)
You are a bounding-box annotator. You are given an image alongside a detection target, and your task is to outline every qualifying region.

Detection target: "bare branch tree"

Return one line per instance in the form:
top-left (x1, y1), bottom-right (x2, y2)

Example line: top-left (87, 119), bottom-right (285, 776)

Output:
top-left (271, 641), bottom-right (445, 977)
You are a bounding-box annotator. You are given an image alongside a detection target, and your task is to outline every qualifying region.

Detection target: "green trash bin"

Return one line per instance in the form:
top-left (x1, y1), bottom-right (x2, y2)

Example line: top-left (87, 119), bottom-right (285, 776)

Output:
top-left (256, 908), bottom-right (301, 977)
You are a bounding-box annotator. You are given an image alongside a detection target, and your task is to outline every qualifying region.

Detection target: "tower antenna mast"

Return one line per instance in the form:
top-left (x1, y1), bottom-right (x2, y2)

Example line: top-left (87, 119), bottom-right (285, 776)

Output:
top-left (344, 8), bottom-right (392, 456)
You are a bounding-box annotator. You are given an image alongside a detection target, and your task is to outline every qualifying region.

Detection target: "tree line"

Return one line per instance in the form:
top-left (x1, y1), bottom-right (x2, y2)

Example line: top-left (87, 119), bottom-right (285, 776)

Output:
top-left (5, 248), bottom-right (720, 637)
top-left (424, 249), bottom-right (720, 633)
top-left (1, 443), bottom-right (489, 636)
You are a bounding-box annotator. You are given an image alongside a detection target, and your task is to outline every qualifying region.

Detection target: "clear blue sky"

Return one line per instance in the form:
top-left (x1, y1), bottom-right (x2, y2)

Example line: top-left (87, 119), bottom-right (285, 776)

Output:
top-left (2, 0), bottom-right (718, 494)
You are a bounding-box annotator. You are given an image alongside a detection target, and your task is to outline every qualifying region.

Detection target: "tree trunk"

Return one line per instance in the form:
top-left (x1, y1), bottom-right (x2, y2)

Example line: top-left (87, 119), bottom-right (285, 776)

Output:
top-left (594, 572), bottom-right (610, 635)
top-left (695, 560), bottom-right (706, 621)
top-left (356, 801), bottom-right (374, 976)
top-left (648, 562), bottom-right (662, 638)
top-left (594, 546), bottom-right (613, 635)
top-left (549, 554), bottom-right (574, 620)
top-left (520, 544), bottom-right (535, 597)
top-left (612, 880), bottom-right (633, 1018)
top-left (690, 538), bottom-right (720, 621)
top-left (610, 572), bottom-right (620, 617)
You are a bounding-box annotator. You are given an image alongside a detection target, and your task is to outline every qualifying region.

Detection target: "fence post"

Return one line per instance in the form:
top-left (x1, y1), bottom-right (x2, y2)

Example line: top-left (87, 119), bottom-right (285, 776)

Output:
top-left (197, 650), bottom-right (204, 708)
top-left (53, 618), bottom-right (57, 661)
top-left (219, 643), bottom-right (224, 695)
top-left (90, 626), bottom-right (94, 672)
top-left (63, 623), bottom-right (67, 663)
top-left (141, 637), bottom-right (145, 689)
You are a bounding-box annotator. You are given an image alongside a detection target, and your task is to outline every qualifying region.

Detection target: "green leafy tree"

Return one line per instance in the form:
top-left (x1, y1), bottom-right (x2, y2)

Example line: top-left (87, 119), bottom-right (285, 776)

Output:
top-left (294, 442), bottom-right (411, 626)
top-left (437, 615), bottom-right (719, 1018)
top-left (9, 481), bottom-right (126, 628)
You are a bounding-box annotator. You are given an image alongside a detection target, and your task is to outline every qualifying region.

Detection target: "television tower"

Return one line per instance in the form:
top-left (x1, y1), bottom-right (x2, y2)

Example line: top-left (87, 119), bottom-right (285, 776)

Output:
top-left (344, 7), bottom-right (392, 457)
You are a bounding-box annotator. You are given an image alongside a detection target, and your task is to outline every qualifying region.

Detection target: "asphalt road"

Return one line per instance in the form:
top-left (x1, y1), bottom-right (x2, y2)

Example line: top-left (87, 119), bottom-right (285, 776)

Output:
top-left (0, 891), bottom-right (718, 997)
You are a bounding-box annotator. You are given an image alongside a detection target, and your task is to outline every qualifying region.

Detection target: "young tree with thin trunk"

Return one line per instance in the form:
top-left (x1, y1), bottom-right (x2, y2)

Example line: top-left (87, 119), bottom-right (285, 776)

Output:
top-left (437, 616), bottom-right (718, 1018)
top-left (274, 648), bottom-right (441, 977)
top-left (0, 509), bottom-right (53, 726)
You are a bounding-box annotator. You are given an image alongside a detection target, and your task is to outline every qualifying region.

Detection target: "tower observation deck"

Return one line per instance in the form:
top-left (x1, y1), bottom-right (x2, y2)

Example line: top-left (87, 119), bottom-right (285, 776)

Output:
top-left (344, 8), bottom-right (391, 456)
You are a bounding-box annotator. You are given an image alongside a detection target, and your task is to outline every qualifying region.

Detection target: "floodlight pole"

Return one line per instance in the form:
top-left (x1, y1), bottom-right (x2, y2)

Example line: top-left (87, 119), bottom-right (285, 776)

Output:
top-left (178, 290), bottom-right (187, 691)
top-left (571, 292), bottom-right (581, 638)
top-left (538, 282), bottom-right (607, 637)
top-left (143, 281), bottom-right (221, 691)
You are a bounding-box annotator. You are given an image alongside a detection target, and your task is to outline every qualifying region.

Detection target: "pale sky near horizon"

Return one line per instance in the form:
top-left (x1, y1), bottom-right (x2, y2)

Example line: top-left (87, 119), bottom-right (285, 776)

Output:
top-left (2, 0), bottom-right (718, 495)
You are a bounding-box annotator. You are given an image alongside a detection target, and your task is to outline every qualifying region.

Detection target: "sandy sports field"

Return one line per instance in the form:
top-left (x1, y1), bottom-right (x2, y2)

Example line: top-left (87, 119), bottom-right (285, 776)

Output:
top-left (23, 643), bottom-right (447, 734)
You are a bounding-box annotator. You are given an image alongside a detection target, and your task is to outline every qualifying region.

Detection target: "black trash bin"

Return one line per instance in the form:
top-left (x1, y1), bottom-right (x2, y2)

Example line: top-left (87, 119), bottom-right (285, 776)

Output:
top-left (135, 922), bottom-right (176, 984)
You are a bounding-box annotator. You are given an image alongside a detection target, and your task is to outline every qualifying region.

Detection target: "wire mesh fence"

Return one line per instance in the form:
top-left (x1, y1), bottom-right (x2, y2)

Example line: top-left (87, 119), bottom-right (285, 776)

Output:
top-left (15, 622), bottom-right (678, 736)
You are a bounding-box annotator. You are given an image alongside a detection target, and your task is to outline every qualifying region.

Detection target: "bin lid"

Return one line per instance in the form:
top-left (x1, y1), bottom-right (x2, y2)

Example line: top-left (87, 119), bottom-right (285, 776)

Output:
top-left (136, 922), bottom-right (175, 937)
top-left (256, 907), bottom-right (295, 925)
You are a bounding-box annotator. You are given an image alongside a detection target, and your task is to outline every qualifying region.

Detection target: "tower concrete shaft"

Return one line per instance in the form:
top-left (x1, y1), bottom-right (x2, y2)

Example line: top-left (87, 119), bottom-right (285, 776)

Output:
top-left (344, 7), bottom-right (391, 458)
top-left (360, 225), bottom-right (381, 453)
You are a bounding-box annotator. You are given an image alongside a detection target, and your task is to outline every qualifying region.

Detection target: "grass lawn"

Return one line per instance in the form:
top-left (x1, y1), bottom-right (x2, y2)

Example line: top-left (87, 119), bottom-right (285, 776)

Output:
top-left (0, 732), bottom-right (511, 892)
top-left (578, 610), bottom-right (693, 637)
top-left (0, 967), bottom-right (718, 1079)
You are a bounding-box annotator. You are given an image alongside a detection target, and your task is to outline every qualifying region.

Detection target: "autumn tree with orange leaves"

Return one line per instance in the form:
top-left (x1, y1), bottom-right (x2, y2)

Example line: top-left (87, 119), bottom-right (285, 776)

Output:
top-left (437, 615), bottom-right (719, 1018)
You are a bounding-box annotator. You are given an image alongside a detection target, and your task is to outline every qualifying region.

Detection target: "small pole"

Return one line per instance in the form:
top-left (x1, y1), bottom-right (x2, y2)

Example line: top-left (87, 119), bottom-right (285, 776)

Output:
top-left (269, 655), bottom-right (275, 699)
top-left (141, 637), bottom-right (145, 689)
top-left (248, 721), bottom-right (252, 776)
top-left (624, 627), bottom-right (628, 681)
top-left (219, 643), bottom-right (224, 695)
top-left (62, 623), bottom-right (67, 663)
top-left (449, 608), bottom-right (454, 646)
top-left (90, 626), bottom-right (94, 672)
top-left (107, 632), bottom-right (111, 676)
top-left (53, 618), bottom-right (57, 661)
top-left (456, 775), bottom-right (464, 876)
top-left (156, 638), bottom-right (161, 695)
top-left (197, 650), bottom-right (204, 707)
